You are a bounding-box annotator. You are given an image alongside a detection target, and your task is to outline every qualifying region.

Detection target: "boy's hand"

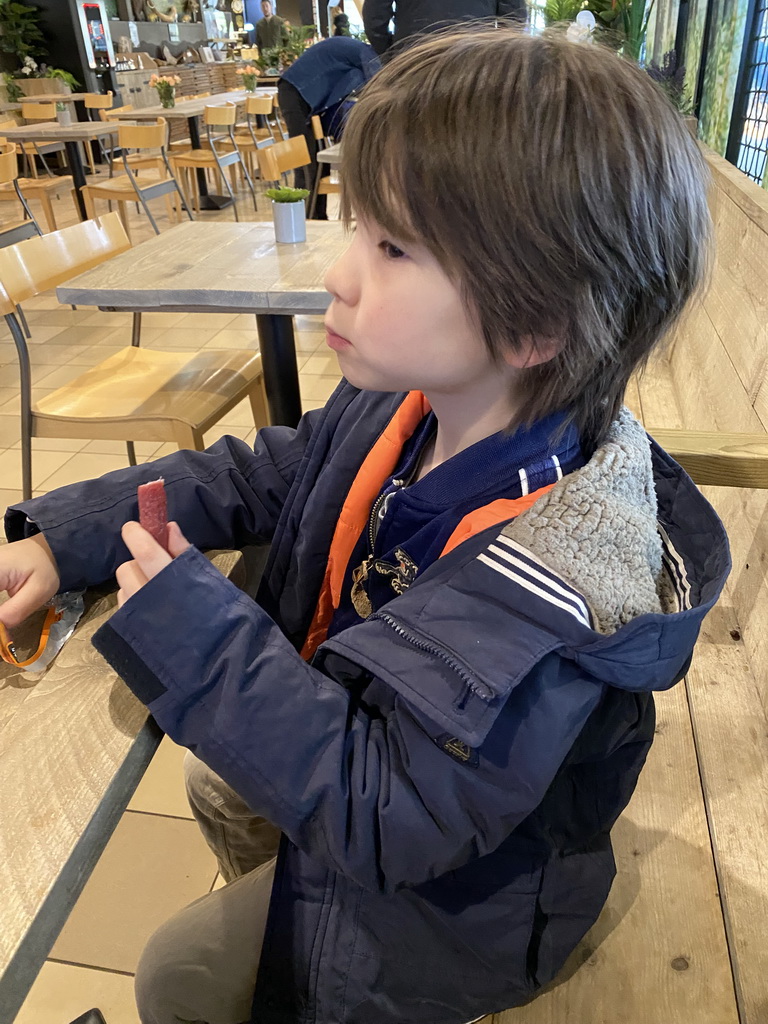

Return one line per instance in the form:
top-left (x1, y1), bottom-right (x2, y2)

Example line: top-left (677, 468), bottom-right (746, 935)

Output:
top-left (117, 521), bottom-right (190, 608)
top-left (0, 534), bottom-right (61, 629)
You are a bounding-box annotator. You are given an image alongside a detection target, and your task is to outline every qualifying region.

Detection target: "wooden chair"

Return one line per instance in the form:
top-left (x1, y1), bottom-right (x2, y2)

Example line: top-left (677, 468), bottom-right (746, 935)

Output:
top-left (19, 101), bottom-right (65, 178)
top-left (308, 114), bottom-right (340, 218)
top-left (171, 104), bottom-right (257, 219)
top-left (83, 91), bottom-right (114, 173)
top-left (0, 136), bottom-right (75, 233)
top-left (227, 94), bottom-right (277, 181)
top-left (0, 212), bottom-right (270, 499)
top-left (81, 119), bottom-right (193, 238)
top-left (255, 134), bottom-right (312, 188)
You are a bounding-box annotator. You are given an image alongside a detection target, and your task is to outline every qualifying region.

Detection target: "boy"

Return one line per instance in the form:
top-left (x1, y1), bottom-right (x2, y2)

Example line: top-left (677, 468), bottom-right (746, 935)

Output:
top-left (0, 28), bottom-right (729, 1024)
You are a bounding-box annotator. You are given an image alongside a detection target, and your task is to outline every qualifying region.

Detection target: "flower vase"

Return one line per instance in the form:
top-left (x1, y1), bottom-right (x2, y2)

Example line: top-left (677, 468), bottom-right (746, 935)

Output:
top-left (160, 90), bottom-right (176, 109)
top-left (272, 199), bottom-right (306, 243)
top-left (56, 106), bottom-right (72, 126)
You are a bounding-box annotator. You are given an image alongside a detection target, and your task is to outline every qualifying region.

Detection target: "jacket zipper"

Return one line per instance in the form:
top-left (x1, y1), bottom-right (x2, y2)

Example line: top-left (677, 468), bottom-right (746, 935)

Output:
top-left (375, 610), bottom-right (494, 701)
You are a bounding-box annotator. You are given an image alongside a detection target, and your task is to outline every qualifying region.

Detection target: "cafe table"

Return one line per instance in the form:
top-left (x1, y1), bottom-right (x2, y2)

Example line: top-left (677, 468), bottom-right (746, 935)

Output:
top-left (108, 90), bottom-right (278, 210)
top-left (57, 220), bottom-right (349, 427)
top-left (0, 552), bottom-right (244, 1023)
top-left (0, 120), bottom-right (117, 220)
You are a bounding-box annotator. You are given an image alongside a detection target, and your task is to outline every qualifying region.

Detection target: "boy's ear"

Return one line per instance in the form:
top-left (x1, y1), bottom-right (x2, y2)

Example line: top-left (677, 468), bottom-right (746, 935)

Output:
top-left (502, 334), bottom-right (562, 370)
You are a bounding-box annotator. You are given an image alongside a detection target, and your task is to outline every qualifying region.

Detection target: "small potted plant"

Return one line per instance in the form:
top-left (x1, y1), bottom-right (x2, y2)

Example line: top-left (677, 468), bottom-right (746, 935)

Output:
top-left (236, 64), bottom-right (261, 92)
top-left (149, 73), bottom-right (182, 109)
top-left (266, 185), bottom-right (310, 243)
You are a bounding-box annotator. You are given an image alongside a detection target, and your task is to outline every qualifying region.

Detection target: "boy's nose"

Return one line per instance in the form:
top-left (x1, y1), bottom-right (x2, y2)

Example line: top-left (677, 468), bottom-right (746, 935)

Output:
top-left (324, 241), bottom-right (359, 306)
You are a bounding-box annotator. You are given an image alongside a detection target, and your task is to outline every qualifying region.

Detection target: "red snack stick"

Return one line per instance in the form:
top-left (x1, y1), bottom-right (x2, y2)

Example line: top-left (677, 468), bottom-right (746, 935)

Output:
top-left (138, 478), bottom-right (170, 552)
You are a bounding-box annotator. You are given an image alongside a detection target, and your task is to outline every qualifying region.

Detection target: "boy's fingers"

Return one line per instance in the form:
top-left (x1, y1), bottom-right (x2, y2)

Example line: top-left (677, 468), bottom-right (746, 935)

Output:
top-left (167, 522), bottom-right (190, 559)
top-left (0, 580), bottom-right (52, 629)
top-left (121, 521), bottom-right (173, 579)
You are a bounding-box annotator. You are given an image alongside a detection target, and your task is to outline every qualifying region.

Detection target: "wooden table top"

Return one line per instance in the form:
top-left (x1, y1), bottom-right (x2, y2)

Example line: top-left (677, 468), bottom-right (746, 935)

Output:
top-left (108, 89), bottom-right (278, 121)
top-left (57, 220), bottom-right (349, 316)
top-left (0, 120), bottom-right (116, 143)
top-left (0, 552), bottom-right (243, 1022)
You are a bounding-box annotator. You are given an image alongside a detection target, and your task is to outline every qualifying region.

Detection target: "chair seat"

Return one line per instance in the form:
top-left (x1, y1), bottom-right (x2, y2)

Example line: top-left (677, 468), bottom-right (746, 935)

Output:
top-left (33, 346), bottom-right (264, 439)
top-left (82, 173), bottom-right (177, 199)
top-left (4, 175), bottom-right (74, 194)
top-left (172, 150), bottom-right (233, 168)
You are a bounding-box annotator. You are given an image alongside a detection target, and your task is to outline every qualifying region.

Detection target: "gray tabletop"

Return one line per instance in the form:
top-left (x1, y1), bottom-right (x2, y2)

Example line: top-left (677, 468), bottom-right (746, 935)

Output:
top-left (56, 220), bottom-right (348, 316)
top-left (0, 120), bottom-right (116, 143)
top-left (317, 142), bottom-right (341, 167)
top-left (107, 89), bottom-right (278, 122)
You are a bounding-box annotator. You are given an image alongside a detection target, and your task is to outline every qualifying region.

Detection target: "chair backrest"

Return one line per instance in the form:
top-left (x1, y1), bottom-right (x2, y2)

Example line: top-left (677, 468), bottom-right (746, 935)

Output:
top-left (117, 117), bottom-right (168, 151)
top-left (0, 211), bottom-right (131, 315)
top-left (84, 91), bottom-right (114, 110)
top-left (0, 120), bottom-right (19, 144)
top-left (21, 102), bottom-right (56, 122)
top-left (0, 143), bottom-right (18, 186)
top-left (246, 94), bottom-right (273, 117)
top-left (311, 115), bottom-right (326, 143)
top-left (204, 103), bottom-right (237, 127)
top-left (100, 104), bottom-right (134, 122)
top-left (256, 135), bottom-right (311, 181)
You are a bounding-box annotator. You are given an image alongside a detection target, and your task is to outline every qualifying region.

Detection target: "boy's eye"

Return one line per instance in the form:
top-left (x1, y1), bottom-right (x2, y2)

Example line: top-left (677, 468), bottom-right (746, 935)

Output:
top-left (379, 240), bottom-right (407, 260)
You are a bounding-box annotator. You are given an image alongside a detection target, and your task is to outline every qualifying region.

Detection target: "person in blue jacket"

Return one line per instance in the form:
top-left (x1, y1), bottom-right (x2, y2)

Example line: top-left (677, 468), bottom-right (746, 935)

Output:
top-left (0, 28), bottom-right (728, 1024)
top-left (277, 35), bottom-right (379, 218)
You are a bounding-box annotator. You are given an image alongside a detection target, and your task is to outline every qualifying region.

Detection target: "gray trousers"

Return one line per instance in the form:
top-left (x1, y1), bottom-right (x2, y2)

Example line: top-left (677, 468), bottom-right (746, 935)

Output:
top-left (134, 752), bottom-right (281, 1024)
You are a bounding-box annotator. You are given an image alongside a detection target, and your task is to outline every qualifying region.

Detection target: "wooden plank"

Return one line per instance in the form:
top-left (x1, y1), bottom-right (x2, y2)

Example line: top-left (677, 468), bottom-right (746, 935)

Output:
top-left (649, 429), bottom-right (768, 488)
top-left (494, 685), bottom-right (739, 1024)
top-left (686, 612), bottom-right (768, 1024)
top-left (704, 146), bottom-right (768, 237)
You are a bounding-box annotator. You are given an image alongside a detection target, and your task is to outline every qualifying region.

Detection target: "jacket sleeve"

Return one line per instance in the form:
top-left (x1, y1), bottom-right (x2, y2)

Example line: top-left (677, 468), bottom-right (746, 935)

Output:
top-left (92, 546), bottom-right (605, 894)
top-left (4, 412), bottom-right (321, 593)
top-left (362, 0), bottom-right (394, 55)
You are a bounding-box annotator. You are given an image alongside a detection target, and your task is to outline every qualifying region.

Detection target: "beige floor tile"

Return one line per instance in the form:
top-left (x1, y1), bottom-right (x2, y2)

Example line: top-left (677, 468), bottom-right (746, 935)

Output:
top-left (29, 325), bottom-right (123, 349)
top-left (0, 387), bottom-right (56, 416)
top-left (51, 810), bottom-right (218, 973)
top-left (219, 398), bottom-right (262, 428)
top-left (15, 325), bottom-right (72, 346)
top-left (300, 352), bottom-right (340, 376)
top-left (0, 414), bottom-right (20, 448)
top-left (16, 961), bottom-right (139, 1024)
top-left (128, 736), bottom-right (193, 819)
top-left (82, 439), bottom-right (163, 458)
top-left (0, 487), bottom-right (23, 509)
top-left (0, 448), bottom-right (74, 492)
top-left (140, 328), bottom-right (216, 350)
top-left (11, 436), bottom-right (90, 454)
top-left (79, 309), bottom-right (134, 327)
top-left (140, 311), bottom-right (188, 329)
top-left (174, 312), bottom-right (238, 330)
top-left (24, 309), bottom-right (94, 328)
top-left (30, 344), bottom-right (101, 367)
top-left (206, 327), bottom-right (259, 349)
top-left (300, 374), bottom-right (341, 403)
top-left (37, 452), bottom-right (132, 491)
top-left (33, 364), bottom-right (104, 389)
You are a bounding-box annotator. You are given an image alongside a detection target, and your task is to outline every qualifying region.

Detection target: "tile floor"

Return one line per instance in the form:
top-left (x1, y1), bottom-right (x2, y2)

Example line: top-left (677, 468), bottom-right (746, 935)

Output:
top-left (2, 165), bottom-right (342, 1022)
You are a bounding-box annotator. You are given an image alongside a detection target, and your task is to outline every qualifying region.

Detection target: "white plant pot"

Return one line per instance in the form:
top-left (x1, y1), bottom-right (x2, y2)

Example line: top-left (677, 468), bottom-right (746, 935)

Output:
top-left (272, 200), bottom-right (306, 243)
top-left (56, 107), bottom-right (72, 126)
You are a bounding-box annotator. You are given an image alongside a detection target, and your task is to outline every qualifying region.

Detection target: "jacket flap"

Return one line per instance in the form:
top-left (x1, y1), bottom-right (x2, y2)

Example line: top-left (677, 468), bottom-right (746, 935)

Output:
top-left (319, 537), bottom-right (568, 747)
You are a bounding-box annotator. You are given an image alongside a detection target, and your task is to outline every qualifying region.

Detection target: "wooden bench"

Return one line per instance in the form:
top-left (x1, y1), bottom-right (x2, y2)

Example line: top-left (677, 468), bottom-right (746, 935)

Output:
top-left (493, 147), bottom-right (768, 1023)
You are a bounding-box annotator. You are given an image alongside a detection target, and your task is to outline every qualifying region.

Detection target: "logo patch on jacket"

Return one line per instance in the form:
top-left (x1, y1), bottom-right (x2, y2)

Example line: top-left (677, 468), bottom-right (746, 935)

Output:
top-left (437, 734), bottom-right (479, 768)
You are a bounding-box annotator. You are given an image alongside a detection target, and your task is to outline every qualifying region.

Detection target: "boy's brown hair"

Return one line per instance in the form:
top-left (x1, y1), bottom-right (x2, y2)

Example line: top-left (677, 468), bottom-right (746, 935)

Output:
top-left (340, 28), bottom-right (712, 453)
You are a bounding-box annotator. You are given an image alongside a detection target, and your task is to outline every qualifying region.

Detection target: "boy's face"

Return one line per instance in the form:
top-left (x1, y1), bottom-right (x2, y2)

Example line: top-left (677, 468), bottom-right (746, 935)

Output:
top-left (324, 219), bottom-right (500, 398)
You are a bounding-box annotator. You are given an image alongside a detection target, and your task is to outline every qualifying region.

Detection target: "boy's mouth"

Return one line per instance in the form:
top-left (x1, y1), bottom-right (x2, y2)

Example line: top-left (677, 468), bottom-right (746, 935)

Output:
top-left (325, 325), bottom-right (352, 351)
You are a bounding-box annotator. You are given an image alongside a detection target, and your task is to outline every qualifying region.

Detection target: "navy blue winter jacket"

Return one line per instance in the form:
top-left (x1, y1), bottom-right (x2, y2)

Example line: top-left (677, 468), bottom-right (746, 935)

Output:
top-left (281, 37), bottom-right (380, 114)
top-left (6, 384), bottom-right (730, 1024)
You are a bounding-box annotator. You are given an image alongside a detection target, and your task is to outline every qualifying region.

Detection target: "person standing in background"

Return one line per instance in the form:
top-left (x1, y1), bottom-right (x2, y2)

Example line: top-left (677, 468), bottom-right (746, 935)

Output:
top-left (363, 0), bottom-right (527, 56)
top-left (277, 35), bottom-right (379, 218)
top-left (256, 0), bottom-right (289, 54)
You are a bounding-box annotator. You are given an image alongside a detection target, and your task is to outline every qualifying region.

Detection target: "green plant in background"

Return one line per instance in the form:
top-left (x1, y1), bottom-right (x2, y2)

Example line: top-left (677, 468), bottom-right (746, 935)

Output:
top-left (680, 0), bottom-right (707, 114)
top-left (256, 25), bottom-right (316, 72)
top-left (45, 67), bottom-right (79, 90)
top-left (698, 0), bottom-right (749, 155)
top-left (265, 186), bottom-right (310, 203)
top-left (2, 69), bottom-right (21, 100)
top-left (0, 0), bottom-right (46, 59)
top-left (542, 0), bottom-right (587, 25)
top-left (585, 0), bottom-right (655, 60)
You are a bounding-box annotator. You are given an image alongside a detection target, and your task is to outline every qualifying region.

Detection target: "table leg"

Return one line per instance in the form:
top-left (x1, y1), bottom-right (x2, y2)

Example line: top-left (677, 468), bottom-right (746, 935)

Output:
top-left (64, 140), bottom-right (88, 221)
top-left (255, 314), bottom-right (303, 427)
top-left (188, 114), bottom-right (233, 212)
